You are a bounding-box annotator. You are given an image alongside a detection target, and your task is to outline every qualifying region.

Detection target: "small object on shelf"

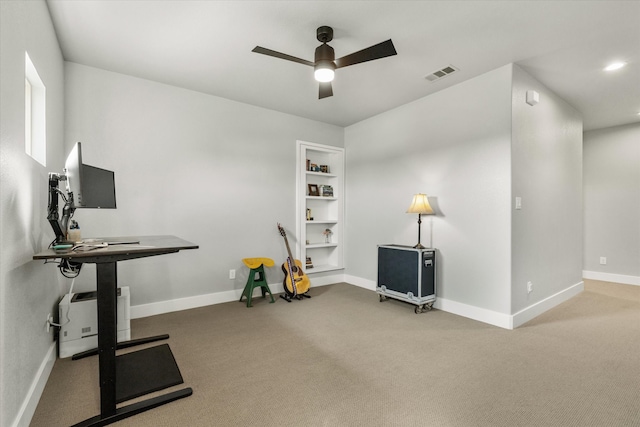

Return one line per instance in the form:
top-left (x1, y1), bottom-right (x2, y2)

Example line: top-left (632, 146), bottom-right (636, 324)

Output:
top-left (319, 185), bottom-right (333, 197)
top-left (320, 165), bottom-right (330, 173)
top-left (308, 184), bottom-right (319, 196)
top-left (306, 256), bottom-right (314, 268)
top-left (306, 159), bottom-right (311, 171)
top-left (322, 228), bottom-right (333, 243)
top-left (306, 209), bottom-right (312, 221)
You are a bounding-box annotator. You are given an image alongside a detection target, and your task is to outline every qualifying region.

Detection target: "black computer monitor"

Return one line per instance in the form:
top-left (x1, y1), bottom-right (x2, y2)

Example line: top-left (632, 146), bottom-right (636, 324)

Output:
top-left (64, 142), bottom-right (116, 209)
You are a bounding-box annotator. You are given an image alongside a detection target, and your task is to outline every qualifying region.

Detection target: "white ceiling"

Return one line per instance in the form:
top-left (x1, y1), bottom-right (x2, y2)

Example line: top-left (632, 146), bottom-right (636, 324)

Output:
top-left (46, 0), bottom-right (640, 131)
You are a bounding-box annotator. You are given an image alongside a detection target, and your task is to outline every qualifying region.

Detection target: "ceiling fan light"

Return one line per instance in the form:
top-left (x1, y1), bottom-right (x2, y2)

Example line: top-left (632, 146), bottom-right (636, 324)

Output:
top-left (604, 62), bottom-right (626, 71)
top-left (314, 60), bottom-right (336, 82)
top-left (314, 68), bottom-right (335, 82)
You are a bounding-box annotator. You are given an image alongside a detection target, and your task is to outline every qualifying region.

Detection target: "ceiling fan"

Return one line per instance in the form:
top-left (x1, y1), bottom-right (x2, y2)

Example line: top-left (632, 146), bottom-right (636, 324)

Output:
top-left (252, 26), bottom-right (397, 99)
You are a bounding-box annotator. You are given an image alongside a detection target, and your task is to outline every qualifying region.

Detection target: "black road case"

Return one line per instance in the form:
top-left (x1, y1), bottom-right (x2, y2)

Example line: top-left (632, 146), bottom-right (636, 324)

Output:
top-left (377, 245), bottom-right (436, 313)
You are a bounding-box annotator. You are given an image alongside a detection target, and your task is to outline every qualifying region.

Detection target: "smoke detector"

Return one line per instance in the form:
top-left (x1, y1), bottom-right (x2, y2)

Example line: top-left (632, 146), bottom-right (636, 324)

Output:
top-left (425, 65), bottom-right (458, 82)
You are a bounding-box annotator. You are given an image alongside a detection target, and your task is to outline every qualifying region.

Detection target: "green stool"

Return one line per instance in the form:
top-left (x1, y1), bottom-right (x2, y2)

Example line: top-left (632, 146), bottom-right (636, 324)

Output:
top-left (240, 258), bottom-right (275, 307)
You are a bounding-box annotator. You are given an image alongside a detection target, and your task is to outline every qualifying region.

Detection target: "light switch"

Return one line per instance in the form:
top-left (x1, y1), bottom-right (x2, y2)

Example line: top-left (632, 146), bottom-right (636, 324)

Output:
top-left (515, 197), bottom-right (522, 210)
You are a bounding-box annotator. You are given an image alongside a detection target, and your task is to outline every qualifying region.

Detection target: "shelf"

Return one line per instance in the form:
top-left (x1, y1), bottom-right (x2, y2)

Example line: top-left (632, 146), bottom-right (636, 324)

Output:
top-left (306, 196), bottom-right (337, 201)
top-left (306, 171), bottom-right (337, 178)
top-left (306, 243), bottom-right (338, 248)
top-left (297, 141), bottom-right (344, 274)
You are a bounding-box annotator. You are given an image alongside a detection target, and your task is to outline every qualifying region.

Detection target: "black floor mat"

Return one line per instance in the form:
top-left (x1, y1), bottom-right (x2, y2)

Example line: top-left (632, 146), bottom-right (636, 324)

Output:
top-left (115, 343), bottom-right (184, 403)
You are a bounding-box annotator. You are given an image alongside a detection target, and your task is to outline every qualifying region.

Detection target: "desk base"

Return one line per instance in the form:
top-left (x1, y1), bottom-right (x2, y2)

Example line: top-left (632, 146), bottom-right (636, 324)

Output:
top-left (72, 334), bottom-right (170, 360)
top-left (71, 387), bottom-right (193, 427)
top-left (71, 343), bottom-right (189, 427)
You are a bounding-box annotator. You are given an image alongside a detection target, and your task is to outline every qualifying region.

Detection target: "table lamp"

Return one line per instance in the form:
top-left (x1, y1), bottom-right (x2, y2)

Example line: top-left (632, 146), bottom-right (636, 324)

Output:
top-left (406, 193), bottom-right (434, 249)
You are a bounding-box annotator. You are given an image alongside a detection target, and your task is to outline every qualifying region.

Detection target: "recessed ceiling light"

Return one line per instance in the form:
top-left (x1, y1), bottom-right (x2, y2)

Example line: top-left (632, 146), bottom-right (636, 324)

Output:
top-left (604, 62), bottom-right (626, 71)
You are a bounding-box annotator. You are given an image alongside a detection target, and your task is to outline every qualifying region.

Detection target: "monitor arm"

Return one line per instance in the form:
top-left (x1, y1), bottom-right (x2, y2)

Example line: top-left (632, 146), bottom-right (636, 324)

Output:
top-left (48, 172), bottom-right (75, 243)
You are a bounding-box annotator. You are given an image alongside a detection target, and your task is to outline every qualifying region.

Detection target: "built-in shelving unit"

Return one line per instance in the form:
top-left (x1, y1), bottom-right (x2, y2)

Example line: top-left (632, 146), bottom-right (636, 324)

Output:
top-left (296, 141), bottom-right (344, 273)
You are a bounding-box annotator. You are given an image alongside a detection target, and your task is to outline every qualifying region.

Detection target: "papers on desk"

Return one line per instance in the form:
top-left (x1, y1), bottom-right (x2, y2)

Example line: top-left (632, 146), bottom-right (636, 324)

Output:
top-left (66, 238), bottom-right (142, 252)
top-left (81, 238), bottom-right (141, 245)
top-left (72, 242), bottom-right (108, 252)
top-left (49, 237), bottom-right (170, 255)
top-left (71, 242), bottom-right (156, 252)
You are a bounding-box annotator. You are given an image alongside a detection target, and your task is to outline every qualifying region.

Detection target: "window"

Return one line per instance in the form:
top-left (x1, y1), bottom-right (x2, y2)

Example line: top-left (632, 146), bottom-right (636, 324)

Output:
top-left (25, 52), bottom-right (46, 166)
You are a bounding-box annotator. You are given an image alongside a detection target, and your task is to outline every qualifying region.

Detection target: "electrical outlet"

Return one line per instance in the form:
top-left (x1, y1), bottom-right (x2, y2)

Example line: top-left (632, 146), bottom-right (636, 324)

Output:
top-left (229, 269), bottom-right (236, 279)
top-left (527, 281), bottom-right (533, 294)
top-left (515, 196), bottom-right (522, 210)
top-left (600, 257), bottom-right (607, 265)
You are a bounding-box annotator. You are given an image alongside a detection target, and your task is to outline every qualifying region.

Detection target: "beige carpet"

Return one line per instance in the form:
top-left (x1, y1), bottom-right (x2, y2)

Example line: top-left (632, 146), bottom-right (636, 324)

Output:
top-left (31, 280), bottom-right (640, 426)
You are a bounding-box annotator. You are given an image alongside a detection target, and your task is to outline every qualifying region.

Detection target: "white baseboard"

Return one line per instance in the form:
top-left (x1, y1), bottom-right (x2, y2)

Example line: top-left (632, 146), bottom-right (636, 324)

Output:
top-left (344, 274), bottom-right (515, 328)
top-left (309, 274), bottom-right (348, 287)
top-left (345, 274), bottom-right (514, 329)
top-left (583, 271), bottom-right (640, 286)
top-left (12, 342), bottom-right (56, 427)
top-left (433, 297), bottom-right (513, 329)
top-left (131, 288), bottom-right (248, 319)
top-left (344, 275), bottom-right (585, 330)
top-left (511, 281), bottom-right (584, 329)
top-left (131, 275), bottom-right (345, 319)
top-left (343, 274), bottom-right (376, 291)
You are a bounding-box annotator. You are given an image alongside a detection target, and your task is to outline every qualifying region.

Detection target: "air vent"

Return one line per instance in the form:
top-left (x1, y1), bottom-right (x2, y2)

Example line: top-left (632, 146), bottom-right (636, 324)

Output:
top-left (425, 65), bottom-right (458, 82)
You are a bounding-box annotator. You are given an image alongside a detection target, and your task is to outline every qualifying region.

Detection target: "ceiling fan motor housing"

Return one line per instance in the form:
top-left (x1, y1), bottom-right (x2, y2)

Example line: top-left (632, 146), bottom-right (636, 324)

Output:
top-left (316, 26), bottom-right (334, 43)
top-left (315, 43), bottom-right (335, 63)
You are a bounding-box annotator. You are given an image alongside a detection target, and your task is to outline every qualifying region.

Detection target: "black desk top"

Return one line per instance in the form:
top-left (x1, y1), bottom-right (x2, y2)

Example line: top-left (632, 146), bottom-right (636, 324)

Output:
top-left (33, 235), bottom-right (198, 264)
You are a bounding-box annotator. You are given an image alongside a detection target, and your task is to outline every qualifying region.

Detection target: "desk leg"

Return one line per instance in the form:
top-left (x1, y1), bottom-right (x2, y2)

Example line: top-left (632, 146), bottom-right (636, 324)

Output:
top-left (96, 262), bottom-right (118, 417)
top-left (71, 388), bottom-right (193, 427)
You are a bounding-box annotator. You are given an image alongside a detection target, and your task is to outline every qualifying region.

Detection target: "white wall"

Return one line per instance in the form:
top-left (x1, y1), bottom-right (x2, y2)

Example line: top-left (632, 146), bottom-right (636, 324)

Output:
top-left (510, 65), bottom-right (583, 314)
top-left (344, 65), bottom-right (513, 315)
top-left (0, 1), bottom-right (66, 426)
top-left (344, 64), bottom-right (584, 326)
top-left (64, 62), bottom-right (344, 307)
top-left (583, 123), bottom-right (640, 285)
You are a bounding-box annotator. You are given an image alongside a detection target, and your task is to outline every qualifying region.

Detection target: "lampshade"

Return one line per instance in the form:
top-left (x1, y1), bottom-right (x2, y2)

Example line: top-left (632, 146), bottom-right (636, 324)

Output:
top-left (314, 60), bottom-right (335, 82)
top-left (406, 194), bottom-right (434, 215)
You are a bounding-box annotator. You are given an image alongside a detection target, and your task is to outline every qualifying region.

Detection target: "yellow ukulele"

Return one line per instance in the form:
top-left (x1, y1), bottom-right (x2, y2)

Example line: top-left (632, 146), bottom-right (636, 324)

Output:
top-left (277, 223), bottom-right (311, 301)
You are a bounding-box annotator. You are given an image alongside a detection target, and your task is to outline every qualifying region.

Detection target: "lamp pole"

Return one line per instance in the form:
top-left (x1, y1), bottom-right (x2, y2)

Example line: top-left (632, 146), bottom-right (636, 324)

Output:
top-left (414, 213), bottom-right (425, 249)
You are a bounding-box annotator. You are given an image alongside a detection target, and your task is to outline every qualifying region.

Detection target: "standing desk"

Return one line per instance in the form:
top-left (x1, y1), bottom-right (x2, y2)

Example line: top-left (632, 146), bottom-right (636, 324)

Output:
top-left (34, 235), bottom-right (198, 427)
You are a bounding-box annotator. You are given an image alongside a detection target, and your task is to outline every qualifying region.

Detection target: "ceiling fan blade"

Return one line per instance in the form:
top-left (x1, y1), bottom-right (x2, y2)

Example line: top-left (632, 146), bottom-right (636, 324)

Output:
top-left (319, 81), bottom-right (333, 99)
top-left (251, 46), bottom-right (314, 67)
top-left (335, 39), bottom-right (397, 69)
